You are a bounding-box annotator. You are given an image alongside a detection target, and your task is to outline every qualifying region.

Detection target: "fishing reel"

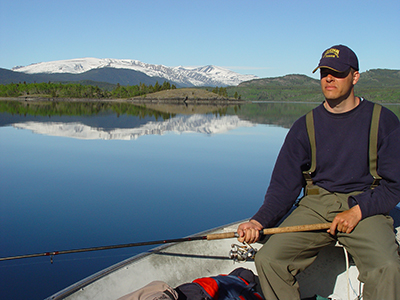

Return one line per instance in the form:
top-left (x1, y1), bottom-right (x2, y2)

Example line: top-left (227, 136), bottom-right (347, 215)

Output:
top-left (229, 242), bottom-right (257, 263)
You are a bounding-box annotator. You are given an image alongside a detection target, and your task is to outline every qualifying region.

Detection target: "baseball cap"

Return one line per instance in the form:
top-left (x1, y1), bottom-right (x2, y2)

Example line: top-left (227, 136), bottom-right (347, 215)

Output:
top-left (313, 45), bottom-right (359, 73)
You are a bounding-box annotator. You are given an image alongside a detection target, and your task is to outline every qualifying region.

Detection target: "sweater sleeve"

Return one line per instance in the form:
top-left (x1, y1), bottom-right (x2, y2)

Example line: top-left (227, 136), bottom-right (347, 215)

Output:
top-left (350, 113), bottom-right (400, 218)
top-left (251, 117), bottom-right (310, 228)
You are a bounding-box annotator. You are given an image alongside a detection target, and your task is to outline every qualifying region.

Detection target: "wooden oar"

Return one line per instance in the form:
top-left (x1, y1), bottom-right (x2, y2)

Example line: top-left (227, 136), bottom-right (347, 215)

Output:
top-left (0, 223), bottom-right (331, 262)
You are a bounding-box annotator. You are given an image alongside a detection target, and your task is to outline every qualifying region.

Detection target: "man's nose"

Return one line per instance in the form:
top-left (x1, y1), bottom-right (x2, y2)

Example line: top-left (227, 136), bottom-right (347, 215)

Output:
top-left (325, 74), bottom-right (334, 82)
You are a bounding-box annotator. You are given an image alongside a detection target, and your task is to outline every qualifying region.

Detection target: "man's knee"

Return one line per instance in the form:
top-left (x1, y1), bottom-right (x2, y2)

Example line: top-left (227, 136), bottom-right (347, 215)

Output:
top-left (254, 245), bottom-right (274, 268)
top-left (254, 244), bottom-right (296, 274)
top-left (369, 259), bottom-right (400, 277)
top-left (254, 244), bottom-right (286, 275)
top-left (358, 250), bottom-right (400, 279)
top-left (363, 262), bottom-right (400, 299)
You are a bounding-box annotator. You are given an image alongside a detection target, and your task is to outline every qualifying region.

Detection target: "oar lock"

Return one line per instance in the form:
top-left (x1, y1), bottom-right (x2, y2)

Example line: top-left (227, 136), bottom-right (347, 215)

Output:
top-left (229, 242), bottom-right (257, 262)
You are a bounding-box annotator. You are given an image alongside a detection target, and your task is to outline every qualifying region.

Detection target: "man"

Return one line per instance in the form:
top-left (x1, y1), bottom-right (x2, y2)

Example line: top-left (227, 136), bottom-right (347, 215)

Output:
top-left (237, 45), bottom-right (400, 299)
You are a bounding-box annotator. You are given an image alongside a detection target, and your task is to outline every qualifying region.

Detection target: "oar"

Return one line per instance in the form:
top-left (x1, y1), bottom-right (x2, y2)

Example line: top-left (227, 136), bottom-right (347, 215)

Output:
top-left (0, 223), bottom-right (331, 262)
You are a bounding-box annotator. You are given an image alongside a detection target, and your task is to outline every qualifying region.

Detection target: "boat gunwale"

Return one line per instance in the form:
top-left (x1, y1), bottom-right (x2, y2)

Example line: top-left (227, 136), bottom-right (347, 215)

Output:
top-left (45, 219), bottom-right (248, 300)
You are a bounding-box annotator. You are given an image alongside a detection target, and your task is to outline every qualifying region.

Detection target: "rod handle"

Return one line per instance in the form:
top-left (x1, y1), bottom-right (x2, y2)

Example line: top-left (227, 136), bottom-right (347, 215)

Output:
top-left (206, 232), bottom-right (237, 240)
top-left (206, 223), bottom-right (331, 240)
top-left (262, 223), bottom-right (331, 235)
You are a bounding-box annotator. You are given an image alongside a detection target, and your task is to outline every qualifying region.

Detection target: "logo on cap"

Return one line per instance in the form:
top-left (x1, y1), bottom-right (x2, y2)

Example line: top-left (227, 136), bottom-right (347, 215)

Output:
top-left (323, 48), bottom-right (340, 59)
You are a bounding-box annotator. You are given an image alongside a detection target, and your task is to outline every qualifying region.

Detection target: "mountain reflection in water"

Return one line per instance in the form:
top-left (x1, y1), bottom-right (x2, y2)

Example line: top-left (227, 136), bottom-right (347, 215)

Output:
top-left (0, 100), bottom-right (322, 134)
top-left (12, 115), bottom-right (254, 140)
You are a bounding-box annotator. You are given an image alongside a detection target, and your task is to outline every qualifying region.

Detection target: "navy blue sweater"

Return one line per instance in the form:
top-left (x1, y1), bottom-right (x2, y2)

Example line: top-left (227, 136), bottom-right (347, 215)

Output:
top-left (252, 99), bottom-right (400, 228)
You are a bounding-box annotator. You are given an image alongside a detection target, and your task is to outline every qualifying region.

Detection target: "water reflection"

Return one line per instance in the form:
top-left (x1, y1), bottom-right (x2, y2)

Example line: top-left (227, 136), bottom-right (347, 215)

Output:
top-left (11, 115), bottom-right (253, 140)
top-left (0, 100), bottom-right (321, 137)
top-left (0, 101), bottom-right (319, 300)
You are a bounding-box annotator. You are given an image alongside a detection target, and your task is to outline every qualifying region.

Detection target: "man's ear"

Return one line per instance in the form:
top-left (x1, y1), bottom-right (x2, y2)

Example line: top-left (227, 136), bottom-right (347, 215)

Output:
top-left (353, 71), bottom-right (360, 85)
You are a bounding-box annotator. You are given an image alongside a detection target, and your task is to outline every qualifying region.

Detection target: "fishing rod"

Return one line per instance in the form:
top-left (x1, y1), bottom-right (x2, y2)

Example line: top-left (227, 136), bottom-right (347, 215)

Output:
top-left (0, 223), bottom-right (331, 262)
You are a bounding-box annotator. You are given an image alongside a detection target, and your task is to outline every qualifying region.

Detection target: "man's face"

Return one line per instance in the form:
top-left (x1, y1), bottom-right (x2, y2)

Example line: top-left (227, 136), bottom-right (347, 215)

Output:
top-left (320, 68), bottom-right (359, 101)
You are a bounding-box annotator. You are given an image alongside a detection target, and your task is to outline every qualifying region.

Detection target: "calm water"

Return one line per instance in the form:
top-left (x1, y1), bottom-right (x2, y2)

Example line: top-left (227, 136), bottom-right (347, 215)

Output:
top-left (5, 100), bottom-right (393, 300)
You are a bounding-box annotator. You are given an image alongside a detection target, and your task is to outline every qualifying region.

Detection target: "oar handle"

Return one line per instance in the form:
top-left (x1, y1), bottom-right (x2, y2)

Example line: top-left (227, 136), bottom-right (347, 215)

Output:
top-left (206, 223), bottom-right (331, 240)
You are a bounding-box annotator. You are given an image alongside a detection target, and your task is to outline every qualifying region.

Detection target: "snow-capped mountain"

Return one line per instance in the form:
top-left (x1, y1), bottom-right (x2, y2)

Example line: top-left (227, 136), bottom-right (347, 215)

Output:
top-left (12, 58), bottom-right (258, 87)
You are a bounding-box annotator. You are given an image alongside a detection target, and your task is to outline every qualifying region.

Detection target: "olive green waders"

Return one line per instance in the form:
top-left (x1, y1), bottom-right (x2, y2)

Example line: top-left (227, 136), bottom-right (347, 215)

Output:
top-left (255, 104), bottom-right (400, 299)
top-left (255, 186), bottom-right (400, 299)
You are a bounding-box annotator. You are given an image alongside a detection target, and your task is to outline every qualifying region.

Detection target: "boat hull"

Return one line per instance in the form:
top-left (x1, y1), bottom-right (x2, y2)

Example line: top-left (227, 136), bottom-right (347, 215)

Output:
top-left (47, 207), bottom-right (400, 300)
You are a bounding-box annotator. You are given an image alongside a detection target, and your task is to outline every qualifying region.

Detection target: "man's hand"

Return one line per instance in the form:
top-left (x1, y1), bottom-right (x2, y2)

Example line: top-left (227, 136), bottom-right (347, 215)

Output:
top-left (237, 219), bottom-right (263, 244)
top-left (328, 205), bottom-right (362, 235)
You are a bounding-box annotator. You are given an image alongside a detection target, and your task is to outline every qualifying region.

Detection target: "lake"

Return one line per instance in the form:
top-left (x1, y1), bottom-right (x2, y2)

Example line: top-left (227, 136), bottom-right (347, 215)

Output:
top-left (0, 101), bottom-right (397, 300)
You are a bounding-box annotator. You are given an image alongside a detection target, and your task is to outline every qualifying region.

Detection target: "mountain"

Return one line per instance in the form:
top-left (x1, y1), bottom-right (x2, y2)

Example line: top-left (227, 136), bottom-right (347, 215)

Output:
top-left (0, 68), bottom-right (33, 84)
top-left (0, 67), bottom-right (163, 88)
top-left (10, 58), bottom-right (258, 87)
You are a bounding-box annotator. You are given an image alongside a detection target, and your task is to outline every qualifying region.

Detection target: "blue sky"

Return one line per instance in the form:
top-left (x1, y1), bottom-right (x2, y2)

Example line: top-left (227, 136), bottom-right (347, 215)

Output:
top-left (1, 0), bottom-right (399, 79)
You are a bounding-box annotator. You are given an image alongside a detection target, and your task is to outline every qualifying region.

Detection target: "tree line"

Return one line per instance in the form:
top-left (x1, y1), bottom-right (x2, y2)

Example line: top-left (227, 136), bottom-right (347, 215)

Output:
top-left (0, 81), bottom-right (178, 99)
top-left (207, 86), bottom-right (241, 99)
top-left (0, 100), bottom-right (177, 120)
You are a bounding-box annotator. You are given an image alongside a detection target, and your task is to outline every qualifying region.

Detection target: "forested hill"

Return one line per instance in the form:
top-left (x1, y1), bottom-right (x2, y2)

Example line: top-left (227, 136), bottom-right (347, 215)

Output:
top-left (356, 69), bottom-right (400, 87)
top-left (228, 69), bottom-right (400, 102)
top-left (238, 69), bottom-right (400, 88)
top-left (238, 74), bottom-right (320, 87)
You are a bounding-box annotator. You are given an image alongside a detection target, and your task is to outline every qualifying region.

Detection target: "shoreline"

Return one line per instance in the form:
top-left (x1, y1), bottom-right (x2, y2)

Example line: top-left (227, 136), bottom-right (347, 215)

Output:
top-left (1, 97), bottom-right (398, 105)
top-left (0, 96), bottom-right (247, 105)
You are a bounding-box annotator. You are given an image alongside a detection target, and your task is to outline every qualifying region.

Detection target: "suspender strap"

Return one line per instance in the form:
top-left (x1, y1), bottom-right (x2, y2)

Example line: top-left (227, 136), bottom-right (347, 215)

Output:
top-left (302, 102), bottom-right (382, 191)
top-left (369, 103), bottom-right (382, 188)
top-left (303, 111), bottom-right (317, 188)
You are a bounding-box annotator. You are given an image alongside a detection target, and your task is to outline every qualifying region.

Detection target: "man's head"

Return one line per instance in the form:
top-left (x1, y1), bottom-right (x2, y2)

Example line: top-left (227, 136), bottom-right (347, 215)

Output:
top-left (314, 45), bottom-right (360, 106)
top-left (313, 45), bottom-right (359, 74)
